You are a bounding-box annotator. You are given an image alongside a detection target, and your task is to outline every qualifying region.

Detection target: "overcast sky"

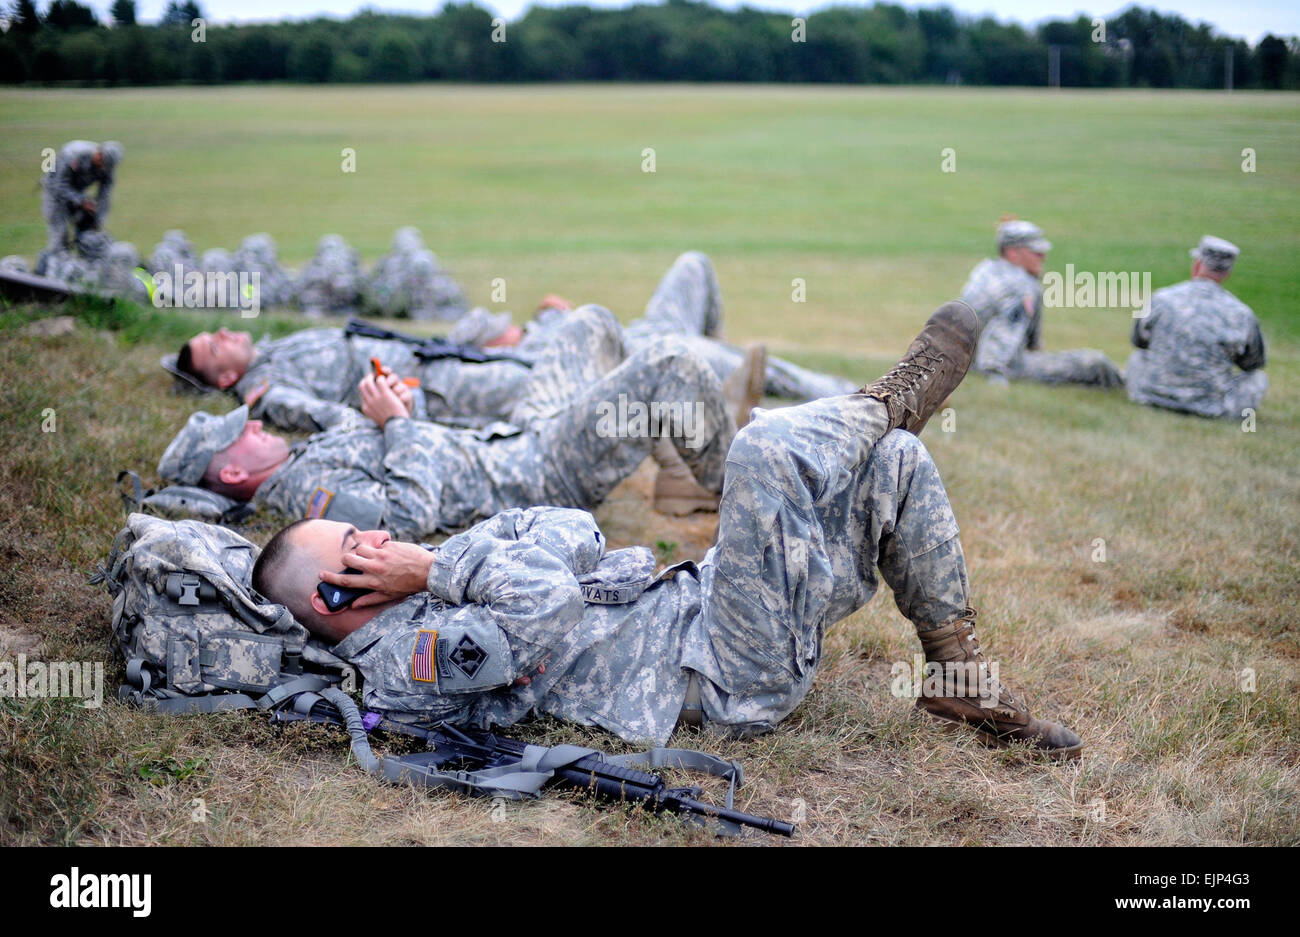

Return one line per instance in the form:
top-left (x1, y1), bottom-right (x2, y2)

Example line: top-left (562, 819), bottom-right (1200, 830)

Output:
top-left (112, 1), bottom-right (1299, 44)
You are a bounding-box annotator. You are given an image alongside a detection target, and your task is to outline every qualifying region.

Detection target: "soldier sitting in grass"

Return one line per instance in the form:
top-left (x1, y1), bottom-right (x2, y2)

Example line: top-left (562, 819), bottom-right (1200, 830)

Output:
top-left (1126, 236), bottom-right (1267, 420)
top-left (961, 220), bottom-right (1123, 389)
top-left (251, 302), bottom-right (1085, 759)
top-left (159, 306), bottom-right (762, 536)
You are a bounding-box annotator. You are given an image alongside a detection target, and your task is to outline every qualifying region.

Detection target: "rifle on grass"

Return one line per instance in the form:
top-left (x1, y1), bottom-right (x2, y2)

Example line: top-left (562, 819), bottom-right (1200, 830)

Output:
top-left (270, 703), bottom-right (794, 838)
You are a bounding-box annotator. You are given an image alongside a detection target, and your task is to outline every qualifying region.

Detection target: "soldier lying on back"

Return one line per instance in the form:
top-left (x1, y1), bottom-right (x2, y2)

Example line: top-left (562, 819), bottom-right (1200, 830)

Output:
top-left (253, 302), bottom-right (1084, 757)
top-left (159, 307), bottom-right (752, 538)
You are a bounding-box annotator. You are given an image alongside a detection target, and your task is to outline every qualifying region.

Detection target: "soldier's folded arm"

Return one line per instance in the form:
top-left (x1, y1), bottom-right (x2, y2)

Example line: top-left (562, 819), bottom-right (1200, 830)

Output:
top-left (458, 506), bottom-right (606, 577)
top-left (426, 534), bottom-right (586, 675)
top-left (1131, 295), bottom-right (1163, 349)
top-left (252, 383), bottom-right (357, 433)
top-left (1235, 321), bottom-right (1266, 372)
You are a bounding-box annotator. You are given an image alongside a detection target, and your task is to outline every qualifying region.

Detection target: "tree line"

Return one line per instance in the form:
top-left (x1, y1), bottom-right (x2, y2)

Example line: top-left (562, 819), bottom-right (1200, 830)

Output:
top-left (2, 0), bottom-right (1297, 89)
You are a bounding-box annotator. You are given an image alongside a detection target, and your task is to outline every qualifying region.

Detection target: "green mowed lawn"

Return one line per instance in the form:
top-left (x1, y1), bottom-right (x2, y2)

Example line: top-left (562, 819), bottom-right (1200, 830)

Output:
top-left (1, 86), bottom-right (1297, 846)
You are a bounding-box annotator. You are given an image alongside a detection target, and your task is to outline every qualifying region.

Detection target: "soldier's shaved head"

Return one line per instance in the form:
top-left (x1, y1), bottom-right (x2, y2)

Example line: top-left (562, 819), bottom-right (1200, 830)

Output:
top-left (254, 520), bottom-right (333, 637)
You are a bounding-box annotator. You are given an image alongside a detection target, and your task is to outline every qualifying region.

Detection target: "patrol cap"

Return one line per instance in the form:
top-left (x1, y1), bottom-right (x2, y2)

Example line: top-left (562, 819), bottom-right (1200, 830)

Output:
top-left (159, 405), bottom-right (248, 485)
top-left (448, 306), bottom-right (512, 346)
top-left (99, 141), bottom-right (124, 170)
top-left (997, 220), bottom-right (1052, 254)
top-left (160, 352), bottom-right (215, 395)
top-left (1190, 235), bottom-right (1239, 272)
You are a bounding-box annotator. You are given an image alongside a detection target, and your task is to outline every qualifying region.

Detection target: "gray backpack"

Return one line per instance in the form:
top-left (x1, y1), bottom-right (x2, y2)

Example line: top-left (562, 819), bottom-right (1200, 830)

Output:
top-left (118, 470), bottom-right (254, 526)
top-left (94, 512), bottom-right (353, 713)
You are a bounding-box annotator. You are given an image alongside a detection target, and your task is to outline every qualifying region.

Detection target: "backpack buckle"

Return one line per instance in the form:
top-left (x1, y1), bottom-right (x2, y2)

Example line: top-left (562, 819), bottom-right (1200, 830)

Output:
top-left (165, 572), bottom-right (215, 606)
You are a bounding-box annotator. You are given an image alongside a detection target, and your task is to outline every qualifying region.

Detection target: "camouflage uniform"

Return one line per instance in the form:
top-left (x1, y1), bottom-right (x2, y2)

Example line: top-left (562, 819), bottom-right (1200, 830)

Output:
top-left (962, 257), bottom-right (1123, 388)
top-left (252, 307), bottom-right (733, 539)
top-left (533, 252), bottom-right (858, 401)
top-left (231, 326), bottom-right (535, 433)
top-left (38, 140), bottom-right (121, 268)
top-left (362, 227), bottom-right (467, 321)
top-left (1126, 278), bottom-right (1267, 419)
top-left (330, 393), bottom-right (970, 746)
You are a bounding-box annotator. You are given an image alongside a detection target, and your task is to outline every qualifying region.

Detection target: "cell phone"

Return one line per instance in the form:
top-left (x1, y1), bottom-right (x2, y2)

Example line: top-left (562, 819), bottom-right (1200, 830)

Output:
top-left (316, 568), bottom-right (373, 612)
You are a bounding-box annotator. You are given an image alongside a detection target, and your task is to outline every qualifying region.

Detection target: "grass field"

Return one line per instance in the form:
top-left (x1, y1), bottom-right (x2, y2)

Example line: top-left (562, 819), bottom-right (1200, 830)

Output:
top-left (1, 86), bottom-right (1298, 846)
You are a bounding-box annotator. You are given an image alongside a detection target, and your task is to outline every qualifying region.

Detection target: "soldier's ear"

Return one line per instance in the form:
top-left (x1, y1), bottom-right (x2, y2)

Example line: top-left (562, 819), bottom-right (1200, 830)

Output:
top-left (218, 464), bottom-right (249, 486)
top-left (216, 369), bottom-right (240, 390)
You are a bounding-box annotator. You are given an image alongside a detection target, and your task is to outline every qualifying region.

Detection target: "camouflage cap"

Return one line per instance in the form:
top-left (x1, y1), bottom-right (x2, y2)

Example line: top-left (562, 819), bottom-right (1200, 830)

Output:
top-left (997, 220), bottom-right (1052, 254)
top-left (448, 306), bottom-right (513, 346)
top-left (1190, 235), bottom-right (1239, 273)
top-left (158, 405), bottom-right (248, 485)
top-left (160, 352), bottom-right (215, 395)
top-left (99, 141), bottom-right (124, 170)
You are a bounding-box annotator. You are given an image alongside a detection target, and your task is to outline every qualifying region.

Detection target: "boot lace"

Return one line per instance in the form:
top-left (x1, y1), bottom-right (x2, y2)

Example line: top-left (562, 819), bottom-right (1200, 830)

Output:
top-left (951, 608), bottom-right (1020, 712)
top-left (869, 350), bottom-right (941, 406)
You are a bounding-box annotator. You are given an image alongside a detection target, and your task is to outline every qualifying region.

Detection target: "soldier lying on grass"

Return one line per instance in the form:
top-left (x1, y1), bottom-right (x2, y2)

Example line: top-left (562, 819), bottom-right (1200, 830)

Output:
top-left (252, 302), bottom-right (1085, 758)
top-left (159, 306), bottom-right (764, 537)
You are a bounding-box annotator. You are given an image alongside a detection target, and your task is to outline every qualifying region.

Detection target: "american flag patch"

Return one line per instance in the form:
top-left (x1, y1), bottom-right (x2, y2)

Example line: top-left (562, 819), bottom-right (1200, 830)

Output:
top-left (411, 629), bottom-right (437, 683)
top-left (305, 487), bottom-right (334, 519)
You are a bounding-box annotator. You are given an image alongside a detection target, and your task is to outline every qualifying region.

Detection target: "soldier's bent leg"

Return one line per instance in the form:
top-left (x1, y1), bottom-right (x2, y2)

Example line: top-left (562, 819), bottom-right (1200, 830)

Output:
top-left (534, 336), bottom-right (734, 508)
top-left (1013, 349), bottom-right (1124, 388)
top-left (509, 304), bottom-right (626, 426)
top-left (625, 251), bottom-right (723, 343)
top-left (690, 393), bottom-right (895, 733)
top-left (1221, 370), bottom-right (1268, 420)
top-left (416, 358), bottom-right (534, 424)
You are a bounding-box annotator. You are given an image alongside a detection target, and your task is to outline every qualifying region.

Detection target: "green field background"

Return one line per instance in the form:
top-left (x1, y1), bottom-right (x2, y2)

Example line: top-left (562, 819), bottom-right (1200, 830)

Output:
top-left (2, 86), bottom-right (1299, 845)
top-left (2, 85), bottom-right (1297, 362)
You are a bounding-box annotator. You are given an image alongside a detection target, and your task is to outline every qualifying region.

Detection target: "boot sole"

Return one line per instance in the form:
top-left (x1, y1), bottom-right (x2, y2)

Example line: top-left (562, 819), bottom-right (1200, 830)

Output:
top-left (918, 708), bottom-right (1084, 762)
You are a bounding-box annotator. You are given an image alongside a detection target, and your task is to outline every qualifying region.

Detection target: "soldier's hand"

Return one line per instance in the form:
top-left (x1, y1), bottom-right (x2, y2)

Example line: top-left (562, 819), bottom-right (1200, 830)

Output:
top-left (320, 540), bottom-right (435, 598)
top-left (359, 374), bottom-right (408, 428)
top-left (81, 198), bottom-right (96, 213)
top-left (385, 372), bottom-right (415, 416)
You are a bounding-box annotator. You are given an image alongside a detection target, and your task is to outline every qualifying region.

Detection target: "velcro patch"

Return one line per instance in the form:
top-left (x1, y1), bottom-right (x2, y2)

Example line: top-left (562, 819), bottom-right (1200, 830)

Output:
top-left (411, 629), bottom-right (437, 683)
top-left (305, 487), bottom-right (334, 519)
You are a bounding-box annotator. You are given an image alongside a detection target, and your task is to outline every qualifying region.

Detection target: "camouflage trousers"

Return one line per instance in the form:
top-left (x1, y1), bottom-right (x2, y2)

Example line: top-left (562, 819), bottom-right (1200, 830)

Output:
top-left (1008, 349), bottom-right (1125, 388)
top-left (516, 304), bottom-right (735, 507)
top-left (625, 251), bottom-right (857, 401)
top-left (977, 321), bottom-right (1123, 388)
top-left (691, 394), bottom-right (969, 734)
top-left (417, 357), bottom-right (536, 425)
top-left (1125, 350), bottom-right (1268, 419)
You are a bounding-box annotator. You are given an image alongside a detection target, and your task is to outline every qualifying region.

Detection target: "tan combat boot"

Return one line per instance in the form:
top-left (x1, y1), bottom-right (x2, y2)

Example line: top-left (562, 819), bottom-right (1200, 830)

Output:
top-left (860, 301), bottom-right (980, 435)
top-left (914, 608), bottom-right (1084, 760)
top-left (722, 343), bottom-right (767, 430)
top-left (652, 439), bottom-right (720, 515)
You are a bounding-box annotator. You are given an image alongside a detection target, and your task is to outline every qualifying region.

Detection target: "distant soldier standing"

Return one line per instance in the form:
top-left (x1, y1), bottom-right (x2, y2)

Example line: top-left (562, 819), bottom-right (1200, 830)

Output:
top-left (961, 220), bottom-right (1123, 388)
top-left (1127, 236), bottom-right (1267, 419)
top-left (37, 140), bottom-right (124, 275)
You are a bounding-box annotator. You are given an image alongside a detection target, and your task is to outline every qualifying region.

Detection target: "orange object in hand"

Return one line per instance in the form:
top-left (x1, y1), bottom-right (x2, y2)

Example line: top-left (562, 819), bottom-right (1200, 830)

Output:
top-left (371, 357), bottom-right (420, 389)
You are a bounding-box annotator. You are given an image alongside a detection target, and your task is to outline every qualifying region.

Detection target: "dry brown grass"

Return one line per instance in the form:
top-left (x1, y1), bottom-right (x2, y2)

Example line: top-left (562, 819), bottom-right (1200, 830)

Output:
top-left (0, 298), bottom-right (1296, 847)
